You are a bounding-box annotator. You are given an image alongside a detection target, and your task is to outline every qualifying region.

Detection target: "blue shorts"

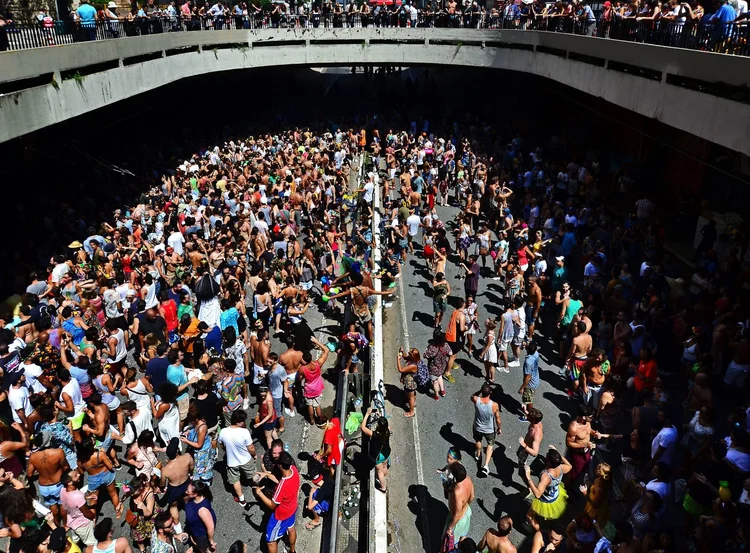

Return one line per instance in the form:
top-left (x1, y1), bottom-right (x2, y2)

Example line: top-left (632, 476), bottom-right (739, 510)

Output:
top-left (312, 490), bottom-right (330, 515)
top-left (266, 512), bottom-right (295, 543)
top-left (87, 470), bottom-right (115, 491)
top-left (39, 482), bottom-right (63, 506)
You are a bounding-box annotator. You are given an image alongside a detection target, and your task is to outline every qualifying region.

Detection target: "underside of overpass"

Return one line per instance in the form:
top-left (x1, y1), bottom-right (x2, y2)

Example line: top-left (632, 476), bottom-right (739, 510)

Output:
top-left (1, 28), bottom-right (750, 155)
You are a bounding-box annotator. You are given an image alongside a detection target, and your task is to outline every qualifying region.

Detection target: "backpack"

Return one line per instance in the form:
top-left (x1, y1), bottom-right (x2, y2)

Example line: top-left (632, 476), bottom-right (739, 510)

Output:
top-left (414, 360), bottom-right (429, 388)
top-left (194, 273), bottom-right (219, 301)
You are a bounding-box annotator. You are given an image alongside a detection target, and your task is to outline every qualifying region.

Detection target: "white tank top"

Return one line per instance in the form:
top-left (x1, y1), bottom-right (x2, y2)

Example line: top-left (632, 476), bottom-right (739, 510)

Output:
top-left (113, 329), bottom-right (127, 362)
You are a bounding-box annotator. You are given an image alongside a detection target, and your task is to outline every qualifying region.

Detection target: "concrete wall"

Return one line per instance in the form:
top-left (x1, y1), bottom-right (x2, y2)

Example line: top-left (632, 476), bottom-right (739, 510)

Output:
top-left (1, 28), bottom-right (750, 153)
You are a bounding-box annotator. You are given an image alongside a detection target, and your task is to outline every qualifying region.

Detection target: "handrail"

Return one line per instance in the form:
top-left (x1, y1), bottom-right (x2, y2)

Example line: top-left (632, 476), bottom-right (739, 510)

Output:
top-left (2, 13), bottom-right (750, 57)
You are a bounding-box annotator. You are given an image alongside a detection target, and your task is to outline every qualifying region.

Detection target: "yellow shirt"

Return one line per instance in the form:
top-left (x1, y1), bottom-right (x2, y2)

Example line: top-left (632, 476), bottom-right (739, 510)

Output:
top-left (216, 179), bottom-right (227, 192)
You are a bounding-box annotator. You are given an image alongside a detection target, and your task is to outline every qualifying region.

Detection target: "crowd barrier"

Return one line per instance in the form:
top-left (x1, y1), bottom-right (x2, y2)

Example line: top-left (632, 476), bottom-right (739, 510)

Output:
top-left (2, 13), bottom-right (749, 57)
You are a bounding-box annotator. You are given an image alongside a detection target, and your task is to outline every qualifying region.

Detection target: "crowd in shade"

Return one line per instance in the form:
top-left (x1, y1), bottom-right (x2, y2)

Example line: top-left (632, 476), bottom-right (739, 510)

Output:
top-left (0, 108), bottom-right (749, 553)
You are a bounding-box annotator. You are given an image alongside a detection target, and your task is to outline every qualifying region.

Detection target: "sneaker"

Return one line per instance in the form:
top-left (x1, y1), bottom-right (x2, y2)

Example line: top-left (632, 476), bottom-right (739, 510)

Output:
top-left (499, 367), bottom-right (510, 374)
top-left (242, 398), bottom-right (250, 410)
top-left (518, 414), bottom-right (528, 422)
top-left (474, 453), bottom-right (481, 462)
top-left (444, 373), bottom-right (456, 384)
top-left (491, 276), bottom-right (502, 281)
top-left (234, 496), bottom-right (247, 507)
top-left (557, 367), bottom-right (568, 377)
top-left (508, 360), bottom-right (521, 368)
top-left (482, 466), bottom-right (490, 476)
top-left (285, 408), bottom-right (296, 418)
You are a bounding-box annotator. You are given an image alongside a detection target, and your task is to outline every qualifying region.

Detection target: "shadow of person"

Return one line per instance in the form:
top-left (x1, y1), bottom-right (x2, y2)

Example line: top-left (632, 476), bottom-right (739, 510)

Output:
top-left (412, 310), bottom-right (437, 329)
top-left (385, 382), bottom-right (407, 412)
top-left (439, 421), bottom-right (476, 457)
top-left (491, 382), bottom-right (522, 417)
top-left (408, 484), bottom-right (449, 553)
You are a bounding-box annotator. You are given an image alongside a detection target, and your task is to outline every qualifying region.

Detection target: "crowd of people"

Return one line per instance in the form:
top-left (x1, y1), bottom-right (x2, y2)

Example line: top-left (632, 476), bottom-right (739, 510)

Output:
top-left (0, 104), bottom-right (749, 553)
top-left (5, 0), bottom-right (750, 53)
top-left (362, 125), bottom-right (750, 553)
top-left (0, 129), bottom-right (371, 553)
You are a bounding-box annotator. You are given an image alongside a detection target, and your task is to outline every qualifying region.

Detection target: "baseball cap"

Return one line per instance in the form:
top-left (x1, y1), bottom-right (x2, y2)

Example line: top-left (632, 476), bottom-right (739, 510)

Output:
top-left (555, 256), bottom-right (565, 262)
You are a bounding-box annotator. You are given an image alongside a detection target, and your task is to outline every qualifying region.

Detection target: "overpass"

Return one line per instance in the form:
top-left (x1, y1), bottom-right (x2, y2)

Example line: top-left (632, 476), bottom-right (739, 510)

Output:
top-left (2, 26), bottom-right (750, 154)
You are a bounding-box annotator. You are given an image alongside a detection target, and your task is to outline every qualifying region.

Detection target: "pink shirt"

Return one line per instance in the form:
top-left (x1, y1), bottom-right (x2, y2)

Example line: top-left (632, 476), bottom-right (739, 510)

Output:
top-left (301, 361), bottom-right (324, 399)
top-left (60, 488), bottom-right (90, 530)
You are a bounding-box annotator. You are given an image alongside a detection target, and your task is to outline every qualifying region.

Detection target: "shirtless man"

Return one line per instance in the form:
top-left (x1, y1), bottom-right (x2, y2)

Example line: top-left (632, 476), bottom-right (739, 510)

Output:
top-left (443, 462), bottom-right (475, 549)
top-left (685, 372), bottom-right (713, 415)
top-left (525, 276), bottom-right (542, 339)
top-left (250, 329), bottom-right (270, 400)
top-left (563, 321), bottom-right (592, 385)
top-left (326, 284), bottom-right (394, 343)
top-left (28, 432), bottom-right (69, 525)
top-left (478, 516), bottom-right (517, 553)
top-left (160, 437), bottom-right (194, 534)
top-left (279, 337), bottom-right (303, 417)
top-left (580, 349), bottom-right (607, 408)
top-left (81, 393), bottom-right (118, 468)
top-left (517, 407), bottom-right (544, 479)
top-left (209, 242), bottom-right (226, 272)
top-left (564, 405), bottom-right (597, 485)
top-left (434, 247), bottom-right (448, 277)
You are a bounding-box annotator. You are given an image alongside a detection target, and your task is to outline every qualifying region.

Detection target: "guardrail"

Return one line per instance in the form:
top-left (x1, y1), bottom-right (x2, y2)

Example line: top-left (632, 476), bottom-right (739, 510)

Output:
top-left (2, 14), bottom-right (750, 57)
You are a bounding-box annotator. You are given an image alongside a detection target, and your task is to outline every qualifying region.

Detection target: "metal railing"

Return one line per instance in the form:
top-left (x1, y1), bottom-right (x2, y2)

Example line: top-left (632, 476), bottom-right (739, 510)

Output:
top-left (2, 13), bottom-right (750, 57)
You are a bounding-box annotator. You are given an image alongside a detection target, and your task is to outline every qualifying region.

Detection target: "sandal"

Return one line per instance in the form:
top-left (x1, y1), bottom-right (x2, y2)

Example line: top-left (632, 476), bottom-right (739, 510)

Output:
top-left (305, 522), bottom-right (322, 531)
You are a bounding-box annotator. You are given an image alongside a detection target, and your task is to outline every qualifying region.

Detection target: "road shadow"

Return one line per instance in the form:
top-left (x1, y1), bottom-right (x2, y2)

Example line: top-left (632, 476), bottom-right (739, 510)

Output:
top-left (384, 382), bottom-right (407, 413)
top-left (491, 381), bottom-right (522, 417)
top-left (456, 356), bottom-right (483, 379)
top-left (408, 484), bottom-right (449, 553)
top-left (439, 421), bottom-right (476, 458)
top-left (541, 391), bottom-right (574, 430)
top-left (475, 486), bottom-right (529, 527)
top-left (412, 310), bottom-right (436, 329)
top-left (409, 280), bottom-right (433, 299)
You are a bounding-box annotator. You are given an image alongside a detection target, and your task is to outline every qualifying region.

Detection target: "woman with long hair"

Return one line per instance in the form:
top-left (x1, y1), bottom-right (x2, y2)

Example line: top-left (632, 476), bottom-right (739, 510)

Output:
top-left (361, 409), bottom-right (391, 493)
top-left (581, 462), bottom-right (612, 527)
top-left (88, 361), bottom-right (124, 435)
top-left (127, 430), bottom-right (163, 481)
top-left (524, 445), bottom-right (571, 521)
top-left (184, 480), bottom-right (217, 553)
top-left (479, 318), bottom-right (498, 383)
top-left (77, 438), bottom-right (122, 517)
top-left (180, 404), bottom-right (215, 484)
top-left (152, 383), bottom-right (180, 448)
top-left (120, 366), bottom-right (154, 413)
top-left (396, 347), bottom-right (420, 417)
top-left (126, 473), bottom-right (162, 551)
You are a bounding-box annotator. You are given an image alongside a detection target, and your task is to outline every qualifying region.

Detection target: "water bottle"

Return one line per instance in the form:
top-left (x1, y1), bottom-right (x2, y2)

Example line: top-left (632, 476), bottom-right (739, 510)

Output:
top-left (343, 509), bottom-right (351, 519)
top-left (283, 443), bottom-right (290, 453)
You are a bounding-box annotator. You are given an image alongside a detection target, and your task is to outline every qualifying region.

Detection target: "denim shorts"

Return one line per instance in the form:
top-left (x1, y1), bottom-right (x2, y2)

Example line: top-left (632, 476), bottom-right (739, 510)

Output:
top-left (39, 482), bottom-right (63, 506)
top-left (88, 470), bottom-right (115, 491)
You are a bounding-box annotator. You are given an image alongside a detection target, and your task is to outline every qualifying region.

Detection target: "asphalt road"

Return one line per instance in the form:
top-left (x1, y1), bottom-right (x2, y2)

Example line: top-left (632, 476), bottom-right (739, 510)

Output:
top-left (382, 203), bottom-right (583, 553)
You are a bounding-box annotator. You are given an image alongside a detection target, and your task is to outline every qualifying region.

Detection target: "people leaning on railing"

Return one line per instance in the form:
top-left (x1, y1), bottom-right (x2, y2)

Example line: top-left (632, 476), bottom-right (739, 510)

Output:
top-left (2, 0), bottom-right (750, 55)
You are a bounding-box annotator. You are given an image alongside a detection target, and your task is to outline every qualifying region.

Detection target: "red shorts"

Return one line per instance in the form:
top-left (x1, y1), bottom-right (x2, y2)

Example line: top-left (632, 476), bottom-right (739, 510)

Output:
top-left (567, 449), bottom-right (591, 482)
